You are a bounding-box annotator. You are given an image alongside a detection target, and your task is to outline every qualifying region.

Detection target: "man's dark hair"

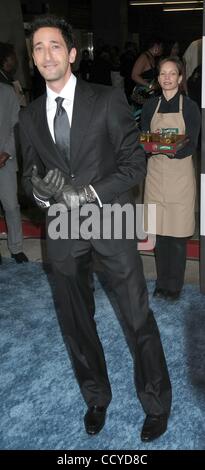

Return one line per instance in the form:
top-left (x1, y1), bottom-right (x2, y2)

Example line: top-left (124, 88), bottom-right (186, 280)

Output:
top-left (0, 42), bottom-right (15, 67)
top-left (30, 14), bottom-right (75, 52)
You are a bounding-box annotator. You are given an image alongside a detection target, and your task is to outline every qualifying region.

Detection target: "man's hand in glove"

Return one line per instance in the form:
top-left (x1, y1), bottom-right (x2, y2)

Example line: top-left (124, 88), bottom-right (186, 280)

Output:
top-left (31, 165), bottom-right (65, 202)
top-left (54, 183), bottom-right (96, 210)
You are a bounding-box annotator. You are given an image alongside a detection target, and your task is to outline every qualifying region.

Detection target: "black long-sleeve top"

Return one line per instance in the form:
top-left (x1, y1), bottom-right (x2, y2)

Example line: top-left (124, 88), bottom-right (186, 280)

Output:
top-left (140, 91), bottom-right (201, 158)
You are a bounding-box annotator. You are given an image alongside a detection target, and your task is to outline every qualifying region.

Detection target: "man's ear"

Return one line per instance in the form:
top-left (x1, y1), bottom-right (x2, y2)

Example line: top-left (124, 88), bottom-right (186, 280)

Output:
top-left (178, 75), bottom-right (183, 85)
top-left (32, 54), bottom-right (36, 66)
top-left (69, 47), bottom-right (77, 64)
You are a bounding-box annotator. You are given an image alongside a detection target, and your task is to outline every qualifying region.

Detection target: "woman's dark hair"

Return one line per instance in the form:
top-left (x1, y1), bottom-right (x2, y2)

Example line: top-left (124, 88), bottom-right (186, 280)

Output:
top-left (30, 15), bottom-right (75, 52)
top-left (158, 56), bottom-right (183, 75)
top-left (163, 40), bottom-right (179, 57)
top-left (146, 36), bottom-right (163, 49)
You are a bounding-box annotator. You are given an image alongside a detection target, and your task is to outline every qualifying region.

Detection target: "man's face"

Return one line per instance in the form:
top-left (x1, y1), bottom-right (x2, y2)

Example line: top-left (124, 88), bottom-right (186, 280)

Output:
top-left (32, 27), bottom-right (76, 85)
top-left (4, 53), bottom-right (18, 75)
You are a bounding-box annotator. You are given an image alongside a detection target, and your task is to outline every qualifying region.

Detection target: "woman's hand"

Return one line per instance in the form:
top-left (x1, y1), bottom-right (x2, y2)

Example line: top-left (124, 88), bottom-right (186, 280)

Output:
top-left (0, 152), bottom-right (10, 168)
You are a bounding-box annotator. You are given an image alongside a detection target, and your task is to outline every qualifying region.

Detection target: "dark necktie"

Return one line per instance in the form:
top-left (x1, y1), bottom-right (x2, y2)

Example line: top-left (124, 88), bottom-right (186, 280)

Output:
top-left (54, 97), bottom-right (70, 160)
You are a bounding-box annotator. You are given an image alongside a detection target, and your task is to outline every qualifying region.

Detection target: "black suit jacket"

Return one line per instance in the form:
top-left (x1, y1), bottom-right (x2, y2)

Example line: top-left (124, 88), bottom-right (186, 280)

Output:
top-left (19, 79), bottom-right (147, 262)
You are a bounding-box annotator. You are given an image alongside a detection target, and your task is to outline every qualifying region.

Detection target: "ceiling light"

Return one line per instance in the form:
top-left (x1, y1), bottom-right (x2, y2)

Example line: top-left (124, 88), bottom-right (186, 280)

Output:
top-left (129, 1), bottom-right (203, 6)
top-left (163, 6), bottom-right (203, 10)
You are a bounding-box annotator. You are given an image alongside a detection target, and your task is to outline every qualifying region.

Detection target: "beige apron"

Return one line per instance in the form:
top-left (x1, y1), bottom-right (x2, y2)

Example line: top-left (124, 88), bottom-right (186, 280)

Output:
top-left (144, 95), bottom-right (196, 237)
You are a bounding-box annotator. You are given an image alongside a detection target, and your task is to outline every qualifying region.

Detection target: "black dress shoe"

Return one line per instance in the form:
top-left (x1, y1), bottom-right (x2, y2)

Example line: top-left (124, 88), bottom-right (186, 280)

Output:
top-left (141, 414), bottom-right (168, 442)
top-left (153, 287), bottom-right (168, 299)
top-left (166, 290), bottom-right (181, 301)
top-left (84, 406), bottom-right (107, 435)
top-left (11, 252), bottom-right (28, 264)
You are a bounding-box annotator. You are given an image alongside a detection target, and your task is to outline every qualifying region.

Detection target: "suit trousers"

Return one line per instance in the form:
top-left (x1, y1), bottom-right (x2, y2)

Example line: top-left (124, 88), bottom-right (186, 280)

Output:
top-left (0, 163), bottom-right (23, 254)
top-left (155, 235), bottom-right (187, 292)
top-left (51, 238), bottom-right (172, 416)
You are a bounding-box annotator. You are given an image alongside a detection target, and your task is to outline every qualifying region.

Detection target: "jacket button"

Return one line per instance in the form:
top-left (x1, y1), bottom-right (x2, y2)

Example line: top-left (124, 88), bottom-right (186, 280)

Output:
top-left (70, 174), bottom-right (75, 180)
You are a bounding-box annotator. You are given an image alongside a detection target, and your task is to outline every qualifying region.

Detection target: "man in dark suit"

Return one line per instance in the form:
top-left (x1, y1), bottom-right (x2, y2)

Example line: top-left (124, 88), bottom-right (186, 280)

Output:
top-left (0, 42), bottom-right (27, 107)
top-left (19, 15), bottom-right (171, 442)
top-left (0, 82), bottom-right (28, 264)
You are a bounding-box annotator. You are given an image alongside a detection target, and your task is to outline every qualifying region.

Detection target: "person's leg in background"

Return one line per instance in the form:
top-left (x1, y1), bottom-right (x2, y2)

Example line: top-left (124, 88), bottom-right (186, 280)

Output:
top-left (154, 235), bottom-right (170, 297)
top-left (0, 165), bottom-right (28, 263)
top-left (154, 235), bottom-right (187, 299)
top-left (166, 236), bottom-right (187, 299)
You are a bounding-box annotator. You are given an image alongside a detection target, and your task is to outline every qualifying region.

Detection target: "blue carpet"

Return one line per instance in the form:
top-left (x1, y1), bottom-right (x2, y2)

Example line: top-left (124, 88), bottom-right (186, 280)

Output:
top-left (0, 259), bottom-right (205, 450)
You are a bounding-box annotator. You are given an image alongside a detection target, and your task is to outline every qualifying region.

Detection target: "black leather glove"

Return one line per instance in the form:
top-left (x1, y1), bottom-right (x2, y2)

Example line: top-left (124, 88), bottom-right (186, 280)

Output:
top-left (54, 183), bottom-right (96, 210)
top-left (31, 166), bottom-right (65, 205)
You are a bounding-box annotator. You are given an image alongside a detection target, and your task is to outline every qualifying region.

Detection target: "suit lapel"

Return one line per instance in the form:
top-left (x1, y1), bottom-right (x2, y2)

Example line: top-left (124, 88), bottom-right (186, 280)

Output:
top-left (32, 81), bottom-right (96, 174)
top-left (70, 80), bottom-right (96, 165)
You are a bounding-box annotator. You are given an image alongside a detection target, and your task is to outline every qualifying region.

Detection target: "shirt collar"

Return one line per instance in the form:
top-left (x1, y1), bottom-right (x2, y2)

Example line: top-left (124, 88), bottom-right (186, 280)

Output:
top-left (161, 90), bottom-right (180, 104)
top-left (46, 73), bottom-right (77, 107)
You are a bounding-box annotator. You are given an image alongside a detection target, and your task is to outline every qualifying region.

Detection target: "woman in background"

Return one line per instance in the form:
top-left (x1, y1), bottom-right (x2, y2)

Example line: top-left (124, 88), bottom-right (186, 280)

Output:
top-left (141, 57), bottom-right (200, 300)
top-left (131, 37), bottom-right (163, 94)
